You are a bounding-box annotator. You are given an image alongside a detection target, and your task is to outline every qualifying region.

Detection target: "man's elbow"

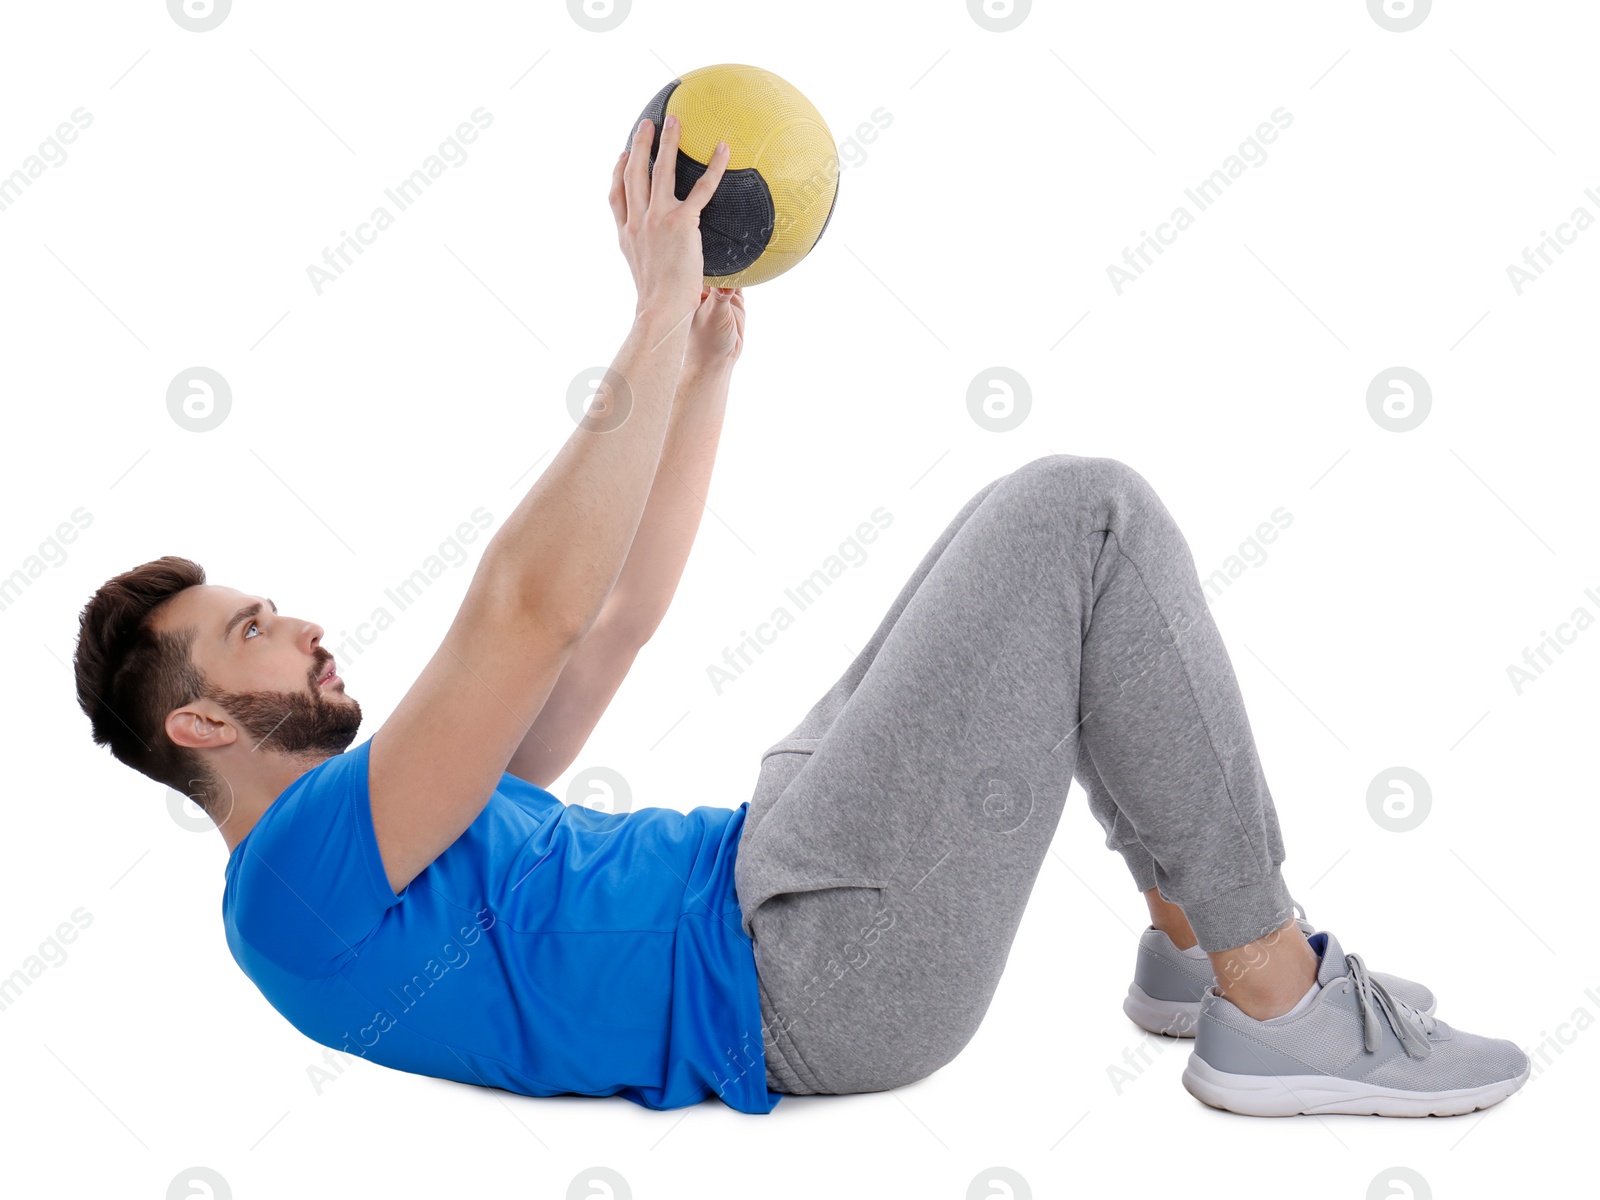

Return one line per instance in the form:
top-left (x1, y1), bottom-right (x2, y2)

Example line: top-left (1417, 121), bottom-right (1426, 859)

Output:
top-left (473, 554), bottom-right (593, 646)
top-left (590, 599), bottom-right (660, 649)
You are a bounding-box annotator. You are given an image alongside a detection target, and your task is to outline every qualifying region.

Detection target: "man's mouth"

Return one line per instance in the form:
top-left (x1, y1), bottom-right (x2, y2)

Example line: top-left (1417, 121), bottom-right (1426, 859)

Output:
top-left (317, 664), bottom-right (339, 686)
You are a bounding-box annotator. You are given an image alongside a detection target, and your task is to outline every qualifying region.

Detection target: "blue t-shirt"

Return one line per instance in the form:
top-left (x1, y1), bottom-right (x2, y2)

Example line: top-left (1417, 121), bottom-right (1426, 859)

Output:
top-left (221, 736), bottom-right (782, 1114)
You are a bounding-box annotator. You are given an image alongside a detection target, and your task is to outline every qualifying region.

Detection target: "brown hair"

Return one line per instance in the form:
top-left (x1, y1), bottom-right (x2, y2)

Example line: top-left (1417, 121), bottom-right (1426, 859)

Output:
top-left (73, 556), bottom-right (217, 805)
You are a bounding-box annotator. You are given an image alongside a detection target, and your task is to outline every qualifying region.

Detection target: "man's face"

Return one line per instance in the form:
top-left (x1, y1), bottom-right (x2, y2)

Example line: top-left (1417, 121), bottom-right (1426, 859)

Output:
top-left (155, 584), bottom-right (362, 757)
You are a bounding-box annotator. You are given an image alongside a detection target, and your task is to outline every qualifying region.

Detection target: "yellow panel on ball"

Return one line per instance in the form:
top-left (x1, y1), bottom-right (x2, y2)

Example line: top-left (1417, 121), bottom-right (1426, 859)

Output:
top-left (629, 64), bottom-right (839, 288)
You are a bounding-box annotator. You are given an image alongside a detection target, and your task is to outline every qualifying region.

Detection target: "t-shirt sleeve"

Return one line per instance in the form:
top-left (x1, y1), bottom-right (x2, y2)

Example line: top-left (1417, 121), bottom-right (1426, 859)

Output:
top-left (229, 737), bottom-right (404, 978)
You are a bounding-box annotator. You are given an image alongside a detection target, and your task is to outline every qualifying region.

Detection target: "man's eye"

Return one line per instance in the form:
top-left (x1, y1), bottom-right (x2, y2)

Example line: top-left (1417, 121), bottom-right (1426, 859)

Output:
top-left (244, 621), bottom-right (260, 639)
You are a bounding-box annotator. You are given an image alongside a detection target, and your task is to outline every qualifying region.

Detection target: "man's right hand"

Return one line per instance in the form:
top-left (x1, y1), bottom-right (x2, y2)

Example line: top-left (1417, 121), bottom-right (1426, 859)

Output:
top-left (609, 115), bottom-right (730, 323)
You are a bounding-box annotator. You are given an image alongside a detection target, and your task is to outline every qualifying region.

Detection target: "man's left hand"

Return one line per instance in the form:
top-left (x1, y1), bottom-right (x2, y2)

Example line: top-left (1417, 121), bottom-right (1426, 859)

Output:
top-left (685, 286), bottom-right (745, 374)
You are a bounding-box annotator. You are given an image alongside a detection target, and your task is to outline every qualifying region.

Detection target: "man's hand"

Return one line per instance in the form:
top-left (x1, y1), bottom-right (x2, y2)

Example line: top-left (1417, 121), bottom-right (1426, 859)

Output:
top-left (685, 285), bottom-right (745, 375)
top-left (610, 117), bottom-right (731, 324)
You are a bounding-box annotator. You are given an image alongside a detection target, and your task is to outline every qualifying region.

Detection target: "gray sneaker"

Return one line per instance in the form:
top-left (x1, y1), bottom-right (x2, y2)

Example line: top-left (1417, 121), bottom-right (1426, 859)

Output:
top-left (1182, 929), bottom-right (1529, 1116)
top-left (1124, 902), bottom-right (1436, 1038)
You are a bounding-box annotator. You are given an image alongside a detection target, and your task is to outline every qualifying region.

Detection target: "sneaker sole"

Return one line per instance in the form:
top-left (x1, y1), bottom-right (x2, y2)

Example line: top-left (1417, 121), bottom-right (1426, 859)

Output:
top-left (1180, 1052), bottom-right (1531, 1117)
top-left (1123, 981), bottom-right (1201, 1038)
top-left (1125, 982), bottom-right (1438, 1041)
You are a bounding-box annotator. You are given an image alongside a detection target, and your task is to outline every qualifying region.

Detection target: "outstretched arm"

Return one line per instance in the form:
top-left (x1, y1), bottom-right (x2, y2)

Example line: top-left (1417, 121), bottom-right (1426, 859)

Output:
top-left (506, 290), bottom-right (744, 788)
top-left (363, 119), bottom-right (731, 894)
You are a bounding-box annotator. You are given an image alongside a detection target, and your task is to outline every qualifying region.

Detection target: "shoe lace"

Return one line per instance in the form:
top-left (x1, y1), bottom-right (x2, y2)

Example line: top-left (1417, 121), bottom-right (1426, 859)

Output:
top-left (1346, 951), bottom-right (1436, 1060)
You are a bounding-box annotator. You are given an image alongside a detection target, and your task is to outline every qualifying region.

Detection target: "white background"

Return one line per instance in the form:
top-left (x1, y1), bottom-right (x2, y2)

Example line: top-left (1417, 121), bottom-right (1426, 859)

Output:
top-left (2, 1), bottom-right (1594, 1196)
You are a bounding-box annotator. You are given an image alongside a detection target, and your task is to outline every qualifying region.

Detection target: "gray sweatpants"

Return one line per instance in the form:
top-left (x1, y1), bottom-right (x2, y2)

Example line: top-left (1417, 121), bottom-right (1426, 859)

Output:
top-left (733, 454), bottom-right (1295, 1096)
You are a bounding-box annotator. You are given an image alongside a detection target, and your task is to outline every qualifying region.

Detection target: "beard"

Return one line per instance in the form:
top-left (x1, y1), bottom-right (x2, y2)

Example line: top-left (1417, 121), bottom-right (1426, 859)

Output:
top-left (203, 679), bottom-right (363, 759)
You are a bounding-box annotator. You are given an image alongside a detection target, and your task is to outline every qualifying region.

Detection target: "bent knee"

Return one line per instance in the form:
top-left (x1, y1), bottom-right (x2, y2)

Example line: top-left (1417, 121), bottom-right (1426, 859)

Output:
top-left (1005, 453), bottom-right (1159, 510)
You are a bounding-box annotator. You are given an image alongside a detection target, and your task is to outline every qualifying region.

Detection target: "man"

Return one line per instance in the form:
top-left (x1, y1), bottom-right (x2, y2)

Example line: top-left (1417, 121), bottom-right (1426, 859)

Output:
top-left (73, 114), bottom-right (1528, 1117)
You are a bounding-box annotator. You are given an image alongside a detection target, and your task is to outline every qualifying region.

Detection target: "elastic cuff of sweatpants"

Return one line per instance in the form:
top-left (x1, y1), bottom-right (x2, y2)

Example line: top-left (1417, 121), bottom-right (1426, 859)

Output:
top-left (1176, 863), bottom-right (1295, 953)
top-left (1115, 843), bottom-right (1160, 895)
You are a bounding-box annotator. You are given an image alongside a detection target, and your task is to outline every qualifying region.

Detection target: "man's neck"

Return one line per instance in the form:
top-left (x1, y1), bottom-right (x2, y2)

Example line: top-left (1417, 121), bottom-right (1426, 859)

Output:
top-left (215, 749), bottom-right (335, 855)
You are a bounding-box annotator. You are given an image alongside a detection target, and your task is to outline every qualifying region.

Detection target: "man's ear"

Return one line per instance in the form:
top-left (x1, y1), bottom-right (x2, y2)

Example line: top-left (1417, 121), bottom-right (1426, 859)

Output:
top-left (165, 702), bottom-right (238, 752)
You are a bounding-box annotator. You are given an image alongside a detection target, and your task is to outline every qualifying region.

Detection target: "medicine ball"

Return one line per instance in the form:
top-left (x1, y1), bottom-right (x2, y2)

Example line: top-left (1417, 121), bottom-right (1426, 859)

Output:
top-left (625, 63), bottom-right (838, 288)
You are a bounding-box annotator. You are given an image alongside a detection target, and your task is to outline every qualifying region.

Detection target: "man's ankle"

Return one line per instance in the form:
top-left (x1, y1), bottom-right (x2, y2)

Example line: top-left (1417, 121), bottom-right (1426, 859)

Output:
top-left (1143, 887), bottom-right (1198, 950)
top-left (1156, 921), bottom-right (1199, 952)
top-left (1208, 918), bottom-right (1319, 1020)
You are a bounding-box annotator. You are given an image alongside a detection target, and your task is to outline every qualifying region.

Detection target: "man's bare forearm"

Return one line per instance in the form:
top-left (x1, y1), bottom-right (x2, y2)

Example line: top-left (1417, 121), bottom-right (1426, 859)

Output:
top-left (597, 360), bottom-right (731, 641)
top-left (481, 309), bottom-right (693, 637)
top-left (499, 361), bottom-right (731, 785)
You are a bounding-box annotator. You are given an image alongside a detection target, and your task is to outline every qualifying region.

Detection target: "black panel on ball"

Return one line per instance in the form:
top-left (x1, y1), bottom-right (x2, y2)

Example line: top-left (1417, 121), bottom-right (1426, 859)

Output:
top-left (626, 79), bottom-right (680, 155)
top-left (675, 153), bottom-right (774, 275)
